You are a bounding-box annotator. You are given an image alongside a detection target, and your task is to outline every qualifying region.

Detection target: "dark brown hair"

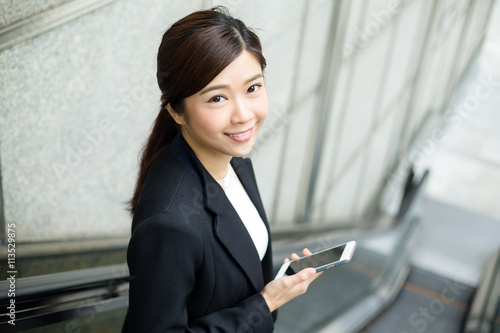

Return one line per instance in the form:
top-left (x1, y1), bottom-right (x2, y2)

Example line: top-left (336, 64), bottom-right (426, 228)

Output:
top-left (129, 7), bottom-right (266, 213)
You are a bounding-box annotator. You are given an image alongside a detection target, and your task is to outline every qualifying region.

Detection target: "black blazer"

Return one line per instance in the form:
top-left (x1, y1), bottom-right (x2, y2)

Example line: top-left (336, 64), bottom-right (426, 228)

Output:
top-left (122, 134), bottom-right (276, 332)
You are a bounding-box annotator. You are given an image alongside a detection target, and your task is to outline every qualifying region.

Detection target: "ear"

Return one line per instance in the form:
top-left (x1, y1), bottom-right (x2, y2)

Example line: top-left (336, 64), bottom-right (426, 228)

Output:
top-left (166, 104), bottom-right (185, 125)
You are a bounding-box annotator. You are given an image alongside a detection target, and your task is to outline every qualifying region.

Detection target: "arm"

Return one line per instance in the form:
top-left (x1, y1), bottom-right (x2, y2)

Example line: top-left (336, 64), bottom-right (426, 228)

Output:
top-left (126, 215), bottom-right (275, 332)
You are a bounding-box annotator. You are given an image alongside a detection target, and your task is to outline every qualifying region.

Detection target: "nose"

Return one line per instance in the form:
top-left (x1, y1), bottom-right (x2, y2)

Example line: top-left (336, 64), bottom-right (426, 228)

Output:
top-left (231, 98), bottom-right (253, 124)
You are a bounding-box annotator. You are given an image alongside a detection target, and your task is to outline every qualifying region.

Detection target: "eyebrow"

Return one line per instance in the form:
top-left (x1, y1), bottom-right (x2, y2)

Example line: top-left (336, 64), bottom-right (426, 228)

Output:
top-left (199, 73), bottom-right (263, 95)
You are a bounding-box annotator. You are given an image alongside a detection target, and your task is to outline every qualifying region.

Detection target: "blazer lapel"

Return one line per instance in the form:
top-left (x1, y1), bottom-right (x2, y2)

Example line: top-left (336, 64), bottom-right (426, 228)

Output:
top-left (204, 174), bottom-right (265, 292)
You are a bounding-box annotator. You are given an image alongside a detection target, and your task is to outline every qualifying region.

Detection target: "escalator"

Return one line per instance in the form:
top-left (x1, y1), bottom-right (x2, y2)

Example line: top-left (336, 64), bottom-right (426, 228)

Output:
top-left (1, 170), bottom-right (499, 332)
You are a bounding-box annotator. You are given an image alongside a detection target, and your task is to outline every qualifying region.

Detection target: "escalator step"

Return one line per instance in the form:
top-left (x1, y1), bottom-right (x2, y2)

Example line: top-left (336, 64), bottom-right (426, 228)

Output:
top-left (361, 266), bottom-right (475, 333)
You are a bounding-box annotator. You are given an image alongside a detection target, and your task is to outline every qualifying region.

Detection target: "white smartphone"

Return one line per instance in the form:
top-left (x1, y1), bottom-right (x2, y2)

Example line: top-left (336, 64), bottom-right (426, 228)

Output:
top-left (275, 241), bottom-right (357, 279)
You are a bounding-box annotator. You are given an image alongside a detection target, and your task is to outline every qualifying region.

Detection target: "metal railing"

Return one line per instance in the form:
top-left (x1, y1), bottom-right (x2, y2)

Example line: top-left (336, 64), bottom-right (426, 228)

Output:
top-left (463, 247), bottom-right (500, 333)
top-left (0, 264), bottom-right (129, 332)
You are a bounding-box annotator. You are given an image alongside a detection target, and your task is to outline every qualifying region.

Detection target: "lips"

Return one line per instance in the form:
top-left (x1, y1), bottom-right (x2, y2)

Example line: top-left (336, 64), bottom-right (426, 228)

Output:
top-left (225, 127), bottom-right (253, 142)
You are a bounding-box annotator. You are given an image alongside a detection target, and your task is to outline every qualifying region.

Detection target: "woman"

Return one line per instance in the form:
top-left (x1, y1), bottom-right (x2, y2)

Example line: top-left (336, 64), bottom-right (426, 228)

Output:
top-left (123, 7), bottom-right (320, 332)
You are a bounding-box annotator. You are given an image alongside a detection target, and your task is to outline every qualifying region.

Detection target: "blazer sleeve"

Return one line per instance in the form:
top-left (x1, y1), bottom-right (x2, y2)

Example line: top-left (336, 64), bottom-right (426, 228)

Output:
top-left (125, 214), bottom-right (275, 332)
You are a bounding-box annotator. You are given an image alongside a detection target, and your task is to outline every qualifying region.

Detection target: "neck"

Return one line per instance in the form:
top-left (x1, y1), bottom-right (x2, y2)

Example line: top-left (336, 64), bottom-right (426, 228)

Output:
top-left (197, 154), bottom-right (231, 180)
top-left (181, 132), bottom-right (231, 180)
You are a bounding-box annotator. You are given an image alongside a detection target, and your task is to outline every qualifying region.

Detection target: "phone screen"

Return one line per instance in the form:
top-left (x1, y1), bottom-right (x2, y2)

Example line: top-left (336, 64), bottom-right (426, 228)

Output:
top-left (285, 244), bottom-right (346, 275)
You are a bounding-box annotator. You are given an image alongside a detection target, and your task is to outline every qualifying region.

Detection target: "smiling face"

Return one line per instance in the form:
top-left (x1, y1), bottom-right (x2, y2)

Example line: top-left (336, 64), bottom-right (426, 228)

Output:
top-left (168, 50), bottom-right (268, 177)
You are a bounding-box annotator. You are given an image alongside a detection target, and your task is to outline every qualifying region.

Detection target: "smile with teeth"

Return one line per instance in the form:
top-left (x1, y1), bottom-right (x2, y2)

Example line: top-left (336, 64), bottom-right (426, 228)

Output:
top-left (225, 128), bottom-right (253, 142)
top-left (227, 129), bottom-right (251, 137)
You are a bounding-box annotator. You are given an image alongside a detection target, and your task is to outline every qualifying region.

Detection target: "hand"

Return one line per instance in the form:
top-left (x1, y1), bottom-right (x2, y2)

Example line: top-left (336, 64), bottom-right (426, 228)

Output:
top-left (261, 248), bottom-right (322, 312)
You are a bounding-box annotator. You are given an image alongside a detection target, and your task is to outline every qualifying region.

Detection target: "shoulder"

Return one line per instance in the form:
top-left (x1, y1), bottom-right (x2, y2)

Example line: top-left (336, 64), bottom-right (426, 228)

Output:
top-left (132, 147), bottom-right (204, 232)
top-left (131, 211), bottom-right (203, 246)
top-left (127, 211), bottom-right (205, 273)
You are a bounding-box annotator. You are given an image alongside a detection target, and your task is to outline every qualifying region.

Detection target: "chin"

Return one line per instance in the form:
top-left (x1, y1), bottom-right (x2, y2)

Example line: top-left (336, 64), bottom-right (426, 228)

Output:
top-left (224, 134), bottom-right (259, 157)
top-left (230, 144), bottom-right (255, 157)
top-left (231, 149), bottom-right (253, 157)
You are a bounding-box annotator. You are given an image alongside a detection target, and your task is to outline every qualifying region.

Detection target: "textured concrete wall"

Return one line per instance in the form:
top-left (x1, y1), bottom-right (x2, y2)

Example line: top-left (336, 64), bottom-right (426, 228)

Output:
top-left (0, 0), bottom-right (491, 242)
top-left (0, 0), bottom-right (207, 241)
top-left (0, 0), bottom-right (74, 29)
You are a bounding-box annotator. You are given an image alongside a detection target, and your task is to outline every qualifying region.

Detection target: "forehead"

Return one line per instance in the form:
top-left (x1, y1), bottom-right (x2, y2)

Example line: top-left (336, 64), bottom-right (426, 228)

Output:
top-left (208, 50), bottom-right (262, 84)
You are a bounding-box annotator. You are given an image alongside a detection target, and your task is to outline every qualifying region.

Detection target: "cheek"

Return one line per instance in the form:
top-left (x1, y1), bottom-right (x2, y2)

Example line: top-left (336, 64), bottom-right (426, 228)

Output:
top-left (190, 109), bottom-right (227, 134)
top-left (260, 107), bottom-right (269, 121)
top-left (256, 95), bottom-right (269, 122)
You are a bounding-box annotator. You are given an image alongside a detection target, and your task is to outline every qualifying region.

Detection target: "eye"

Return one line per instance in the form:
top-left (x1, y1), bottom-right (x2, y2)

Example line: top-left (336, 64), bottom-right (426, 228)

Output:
top-left (247, 84), bottom-right (262, 93)
top-left (208, 95), bottom-right (227, 103)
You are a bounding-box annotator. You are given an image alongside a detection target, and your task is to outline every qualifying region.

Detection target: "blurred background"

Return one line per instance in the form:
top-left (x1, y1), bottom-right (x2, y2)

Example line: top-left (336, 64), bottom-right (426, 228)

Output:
top-left (0, 0), bottom-right (499, 332)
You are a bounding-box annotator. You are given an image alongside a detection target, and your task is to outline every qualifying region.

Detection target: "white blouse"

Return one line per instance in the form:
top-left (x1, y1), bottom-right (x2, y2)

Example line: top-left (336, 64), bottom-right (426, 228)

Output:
top-left (217, 164), bottom-right (269, 261)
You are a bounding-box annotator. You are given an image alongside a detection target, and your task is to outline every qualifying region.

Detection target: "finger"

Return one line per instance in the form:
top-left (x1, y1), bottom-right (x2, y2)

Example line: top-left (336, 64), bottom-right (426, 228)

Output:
top-left (300, 271), bottom-right (322, 289)
top-left (284, 258), bottom-right (289, 263)
top-left (297, 268), bottom-right (316, 280)
top-left (282, 268), bottom-right (314, 284)
top-left (282, 269), bottom-right (321, 297)
top-left (300, 269), bottom-right (323, 285)
top-left (303, 248), bottom-right (312, 256)
top-left (290, 252), bottom-right (300, 260)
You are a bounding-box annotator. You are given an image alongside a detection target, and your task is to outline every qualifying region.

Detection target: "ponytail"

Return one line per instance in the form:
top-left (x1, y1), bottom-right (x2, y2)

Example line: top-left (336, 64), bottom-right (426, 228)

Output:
top-left (129, 103), bottom-right (179, 214)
